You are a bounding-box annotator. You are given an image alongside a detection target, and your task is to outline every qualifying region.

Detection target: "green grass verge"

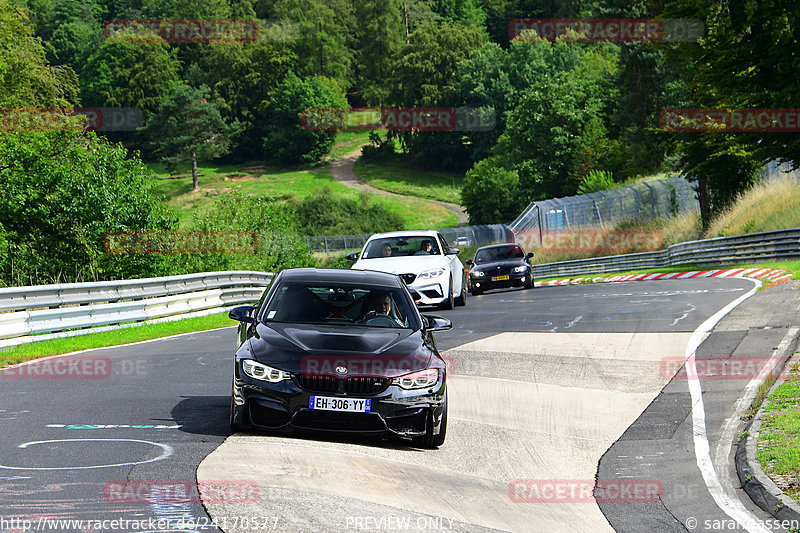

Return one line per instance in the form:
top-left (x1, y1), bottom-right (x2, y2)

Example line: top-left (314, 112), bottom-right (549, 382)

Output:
top-left (535, 260), bottom-right (800, 284)
top-left (0, 312), bottom-right (236, 366)
top-left (149, 163), bottom-right (456, 230)
top-left (757, 359), bottom-right (800, 502)
top-left (354, 158), bottom-right (464, 204)
top-left (326, 131), bottom-right (371, 160)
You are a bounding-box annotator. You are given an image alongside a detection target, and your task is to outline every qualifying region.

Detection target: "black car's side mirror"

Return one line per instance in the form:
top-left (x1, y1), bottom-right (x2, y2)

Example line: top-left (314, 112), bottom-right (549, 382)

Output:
top-left (526, 252), bottom-right (534, 259)
top-left (465, 259), bottom-right (474, 267)
top-left (346, 252), bottom-right (360, 261)
top-left (229, 305), bottom-right (256, 324)
top-left (423, 314), bottom-right (452, 332)
top-left (445, 247), bottom-right (460, 256)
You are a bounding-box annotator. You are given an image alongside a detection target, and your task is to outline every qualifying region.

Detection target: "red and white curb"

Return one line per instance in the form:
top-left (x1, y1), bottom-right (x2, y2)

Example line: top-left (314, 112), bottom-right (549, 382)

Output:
top-left (534, 268), bottom-right (793, 288)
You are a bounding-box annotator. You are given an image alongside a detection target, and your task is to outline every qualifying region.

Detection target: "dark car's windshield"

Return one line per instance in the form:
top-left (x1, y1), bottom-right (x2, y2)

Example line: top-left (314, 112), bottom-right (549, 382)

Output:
top-left (362, 236), bottom-right (441, 258)
top-left (474, 245), bottom-right (525, 264)
top-left (262, 282), bottom-right (418, 329)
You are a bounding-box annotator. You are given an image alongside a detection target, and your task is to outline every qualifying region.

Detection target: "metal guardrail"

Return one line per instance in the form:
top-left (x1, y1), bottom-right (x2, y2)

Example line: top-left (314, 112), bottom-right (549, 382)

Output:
top-left (0, 271), bottom-right (274, 347)
top-left (530, 228), bottom-right (800, 279)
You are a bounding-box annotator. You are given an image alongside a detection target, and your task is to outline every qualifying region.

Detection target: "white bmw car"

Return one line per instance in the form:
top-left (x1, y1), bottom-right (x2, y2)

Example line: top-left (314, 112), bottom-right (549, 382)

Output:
top-left (349, 230), bottom-right (467, 309)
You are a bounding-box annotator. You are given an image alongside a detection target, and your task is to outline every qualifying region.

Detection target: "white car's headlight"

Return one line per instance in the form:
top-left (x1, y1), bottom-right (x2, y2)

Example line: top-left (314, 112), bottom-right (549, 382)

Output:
top-left (514, 265), bottom-right (528, 273)
top-left (418, 268), bottom-right (446, 279)
top-left (242, 359), bottom-right (291, 382)
top-left (392, 368), bottom-right (439, 389)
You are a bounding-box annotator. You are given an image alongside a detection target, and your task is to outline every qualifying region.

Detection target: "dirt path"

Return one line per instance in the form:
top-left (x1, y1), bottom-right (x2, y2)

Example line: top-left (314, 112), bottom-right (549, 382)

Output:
top-left (330, 146), bottom-right (469, 226)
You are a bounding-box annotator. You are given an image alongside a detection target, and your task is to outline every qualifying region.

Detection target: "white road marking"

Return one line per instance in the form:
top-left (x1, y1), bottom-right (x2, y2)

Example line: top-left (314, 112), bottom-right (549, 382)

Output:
top-left (671, 303), bottom-right (697, 325)
top-left (0, 439), bottom-right (173, 470)
top-left (684, 278), bottom-right (772, 532)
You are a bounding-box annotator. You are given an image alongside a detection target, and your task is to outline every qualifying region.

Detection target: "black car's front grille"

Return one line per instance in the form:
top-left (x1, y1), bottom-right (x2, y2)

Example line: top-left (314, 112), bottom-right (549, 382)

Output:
top-left (295, 375), bottom-right (391, 395)
top-left (292, 410), bottom-right (387, 432)
top-left (399, 273), bottom-right (416, 284)
top-left (296, 375), bottom-right (338, 393)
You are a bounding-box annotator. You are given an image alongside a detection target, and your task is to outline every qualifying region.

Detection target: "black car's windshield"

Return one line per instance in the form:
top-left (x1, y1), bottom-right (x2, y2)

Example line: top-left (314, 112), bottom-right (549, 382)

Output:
top-left (262, 282), bottom-right (417, 329)
top-left (362, 236), bottom-right (441, 258)
top-left (474, 245), bottom-right (525, 264)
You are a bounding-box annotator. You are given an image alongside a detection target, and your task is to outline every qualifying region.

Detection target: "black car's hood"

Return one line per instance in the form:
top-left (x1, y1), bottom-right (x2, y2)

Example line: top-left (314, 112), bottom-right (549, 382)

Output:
top-left (472, 259), bottom-right (527, 270)
top-left (246, 323), bottom-right (433, 377)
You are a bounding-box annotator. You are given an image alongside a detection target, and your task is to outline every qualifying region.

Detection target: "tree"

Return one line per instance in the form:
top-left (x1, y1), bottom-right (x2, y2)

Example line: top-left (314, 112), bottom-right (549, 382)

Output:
top-left (354, 0), bottom-right (404, 105)
top-left (660, 0), bottom-right (800, 228)
top-left (273, 0), bottom-right (354, 89)
top-left (461, 157), bottom-right (521, 224)
top-left (0, 0), bottom-right (79, 108)
top-left (81, 38), bottom-right (181, 120)
top-left (496, 45), bottom-right (619, 201)
top-left (261, 72), bottom-right (348, 164)
top-left (141, 83), bottom-right (242, 191)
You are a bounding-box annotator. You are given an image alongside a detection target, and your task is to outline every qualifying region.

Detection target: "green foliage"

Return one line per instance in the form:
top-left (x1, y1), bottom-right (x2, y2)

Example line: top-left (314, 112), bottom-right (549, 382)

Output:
top-left (461, 157), bottom-right (520, 225)
top-left (291, 188), bottom-right (404, 235)
top-left (273, 0), bottom-right (354, 89)
top-left (577, 170), bottom-right (615, 195)
top-left (661, 0), bottom-right (800, 227)
top-left (181, 190), bottom-right (313, 274)
top-left (361, 132), bottom-right (397, 162)
top-left (0, 0), bottom-right (79, 108)
top-left (81, 38), bottom-right (180, 118)
top-left (353, 0), bottom-right (403, 105)
top-left (498, 45), bottom-right (619, 200)
top-left (0, 130), bottom-right (177, 285)
top-left (261, 72), bottom-right (348, 164)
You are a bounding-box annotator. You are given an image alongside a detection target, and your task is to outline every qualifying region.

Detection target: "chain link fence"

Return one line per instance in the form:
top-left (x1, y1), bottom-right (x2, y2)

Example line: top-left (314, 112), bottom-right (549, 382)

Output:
top-left (305, 224), bottom-right (514, 254)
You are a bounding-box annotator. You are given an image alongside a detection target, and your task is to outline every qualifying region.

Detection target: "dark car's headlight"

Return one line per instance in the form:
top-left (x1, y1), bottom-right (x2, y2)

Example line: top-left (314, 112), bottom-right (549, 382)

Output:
top-left (242, 359), bottom-right (291, 382)
top-left (471, 269), bottom-right (485, 277)
top-left (392, 368), bottom-right (439, 389)
top-left (514, 265), bottom-right (528, 273)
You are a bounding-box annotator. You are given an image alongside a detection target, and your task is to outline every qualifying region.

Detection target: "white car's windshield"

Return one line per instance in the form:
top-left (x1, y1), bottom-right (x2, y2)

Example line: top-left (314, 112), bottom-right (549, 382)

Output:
top-left (262, 282), bottom-right (417, 329)
top-left (362, 237), bottom-right (441, 258)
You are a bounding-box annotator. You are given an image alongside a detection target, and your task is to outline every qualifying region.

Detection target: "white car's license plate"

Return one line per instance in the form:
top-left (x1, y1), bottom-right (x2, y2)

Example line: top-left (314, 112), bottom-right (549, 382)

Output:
top-left (309, 396), bottom-right (371, 412)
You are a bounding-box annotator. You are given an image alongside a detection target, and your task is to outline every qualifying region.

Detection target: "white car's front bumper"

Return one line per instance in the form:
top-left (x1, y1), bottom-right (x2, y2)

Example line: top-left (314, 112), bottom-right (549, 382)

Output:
top-left (409, 279), bottom-right (447, 306)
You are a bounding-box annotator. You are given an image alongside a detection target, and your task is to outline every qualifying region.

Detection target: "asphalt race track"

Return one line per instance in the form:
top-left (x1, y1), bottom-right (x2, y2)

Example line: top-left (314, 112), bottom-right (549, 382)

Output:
top-left (0, 278), bottom-right (789, 532)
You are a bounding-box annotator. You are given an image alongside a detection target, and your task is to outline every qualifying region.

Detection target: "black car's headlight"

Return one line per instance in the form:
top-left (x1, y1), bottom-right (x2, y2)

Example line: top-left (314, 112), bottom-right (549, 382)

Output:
top-left (471, 270), bottom-right (485, 277)
top-left (392, 368), bottom-right (439, 389)
top-left (242, 359), bottom-right (291, 382)
top-left (514, 265), bottom-right (528, 273)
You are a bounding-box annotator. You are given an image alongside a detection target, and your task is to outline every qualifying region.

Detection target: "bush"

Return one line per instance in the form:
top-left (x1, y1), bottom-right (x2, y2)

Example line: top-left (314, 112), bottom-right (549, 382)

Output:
top-left (178, 191), bottom-right (314, 274)
top-left (577, 169), bottom-right (615, 195)
top-left (291, 188), bottom-right (403, 235)
top-left (461, 157), bottom-right (521, 224)
top-left (361, 132), bottom-right (397, 162)
top-left (0, 129), bottom-right (176, 285)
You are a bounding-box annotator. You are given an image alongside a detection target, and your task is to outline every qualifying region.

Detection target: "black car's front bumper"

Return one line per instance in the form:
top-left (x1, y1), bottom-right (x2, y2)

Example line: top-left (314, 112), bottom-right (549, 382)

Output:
top-left (231, 372), bottom-right (446, 438)
top-left (470, 271), bottom-right (529, 292)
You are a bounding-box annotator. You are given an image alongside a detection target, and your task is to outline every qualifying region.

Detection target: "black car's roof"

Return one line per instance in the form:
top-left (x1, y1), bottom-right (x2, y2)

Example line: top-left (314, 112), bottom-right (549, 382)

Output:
top-left (476, 243), bottom-right (524, 251)
top-left (278, 268), bottom-right (403, 288)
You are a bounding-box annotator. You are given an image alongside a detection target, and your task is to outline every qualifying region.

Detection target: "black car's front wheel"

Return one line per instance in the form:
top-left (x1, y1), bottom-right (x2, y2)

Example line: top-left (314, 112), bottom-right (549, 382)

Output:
top-left (524, 273), bottom-right (534, 289)
top-left (413, 393), bottom-right (447, 448)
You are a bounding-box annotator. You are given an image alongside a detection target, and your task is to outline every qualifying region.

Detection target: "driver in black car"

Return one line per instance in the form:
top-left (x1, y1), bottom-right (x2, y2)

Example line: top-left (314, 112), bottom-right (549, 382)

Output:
top-left (358, 290), bottom-right (404, 326)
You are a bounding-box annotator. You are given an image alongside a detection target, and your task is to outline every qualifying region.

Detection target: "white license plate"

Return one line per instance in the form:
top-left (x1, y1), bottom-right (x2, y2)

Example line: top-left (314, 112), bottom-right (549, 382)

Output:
top-left (309, 396), bottom-right (371, 412)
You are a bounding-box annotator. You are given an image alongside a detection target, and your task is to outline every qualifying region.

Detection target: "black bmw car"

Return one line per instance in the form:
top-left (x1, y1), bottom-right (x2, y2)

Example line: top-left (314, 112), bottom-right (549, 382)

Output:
top-left (466, 243), bottom-right (534, 295)
top-left (227, 268), bottom-right (451, 448)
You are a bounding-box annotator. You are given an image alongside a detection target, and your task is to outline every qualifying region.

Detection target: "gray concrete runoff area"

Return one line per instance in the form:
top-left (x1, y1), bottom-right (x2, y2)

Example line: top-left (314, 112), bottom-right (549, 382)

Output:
top-left (1, 277), bottom-right (800, 532)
